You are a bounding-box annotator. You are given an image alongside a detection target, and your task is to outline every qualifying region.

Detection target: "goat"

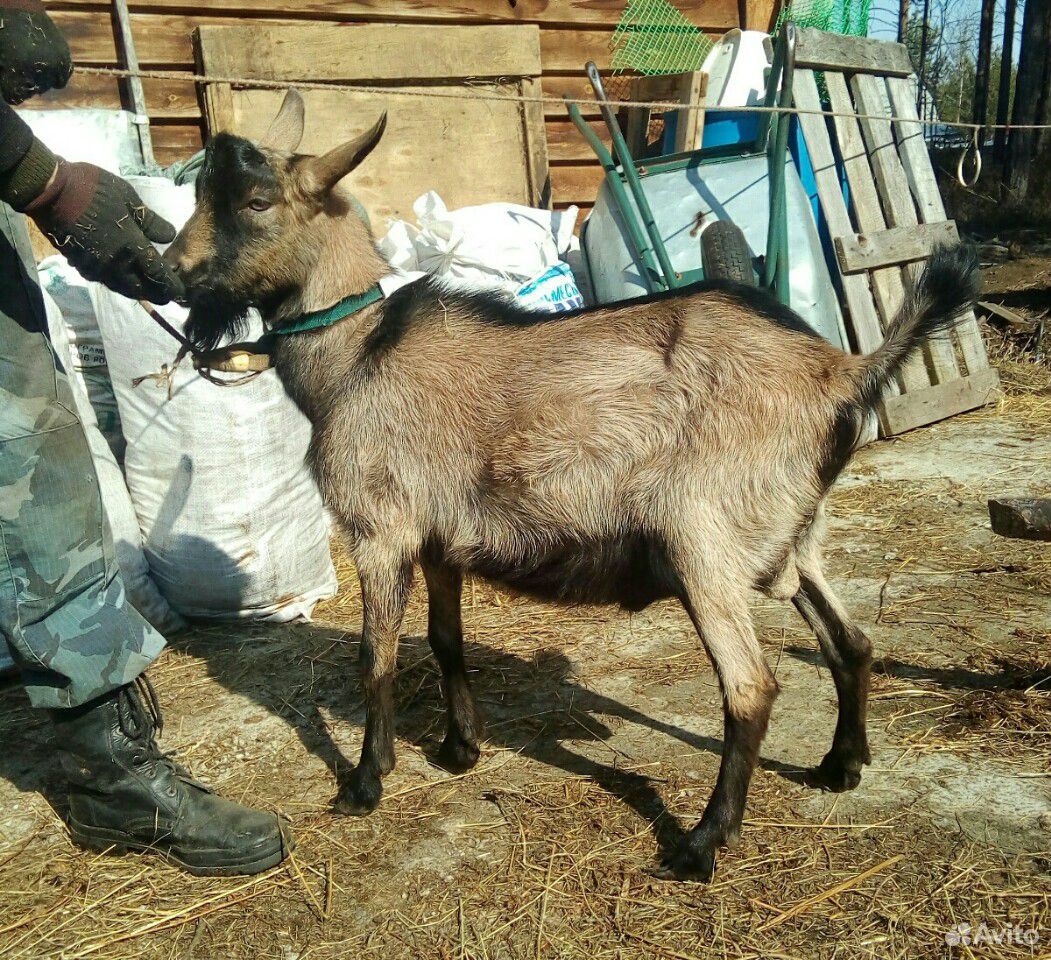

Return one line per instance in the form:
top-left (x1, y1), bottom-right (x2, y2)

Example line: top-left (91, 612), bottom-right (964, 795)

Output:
top-left (164, 89), bottom-right (980, 881)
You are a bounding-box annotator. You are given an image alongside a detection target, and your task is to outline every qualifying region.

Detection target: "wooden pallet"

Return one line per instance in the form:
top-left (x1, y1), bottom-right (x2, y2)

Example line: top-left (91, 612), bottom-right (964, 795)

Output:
top-left (791, 28), bottom-right (999, 435)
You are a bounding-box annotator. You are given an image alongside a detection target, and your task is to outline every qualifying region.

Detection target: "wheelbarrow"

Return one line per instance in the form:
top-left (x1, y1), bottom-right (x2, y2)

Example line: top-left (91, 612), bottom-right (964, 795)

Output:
top-left (567, 24), bottom-right (847, 349)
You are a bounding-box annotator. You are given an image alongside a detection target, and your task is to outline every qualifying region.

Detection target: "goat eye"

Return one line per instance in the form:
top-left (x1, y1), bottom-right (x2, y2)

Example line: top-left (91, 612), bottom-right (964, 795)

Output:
top-left (247, 197), bottom-right (272, 212)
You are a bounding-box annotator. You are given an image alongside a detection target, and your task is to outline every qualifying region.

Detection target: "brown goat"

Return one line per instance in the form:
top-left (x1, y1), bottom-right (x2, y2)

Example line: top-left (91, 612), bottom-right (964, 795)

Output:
top-left (165, 89), bottom-right (980, 881)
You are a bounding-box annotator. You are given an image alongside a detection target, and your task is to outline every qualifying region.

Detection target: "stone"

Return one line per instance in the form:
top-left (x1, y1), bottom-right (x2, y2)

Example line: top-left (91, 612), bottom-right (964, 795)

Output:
top-left (988, 498), bottom-right (1051, 541)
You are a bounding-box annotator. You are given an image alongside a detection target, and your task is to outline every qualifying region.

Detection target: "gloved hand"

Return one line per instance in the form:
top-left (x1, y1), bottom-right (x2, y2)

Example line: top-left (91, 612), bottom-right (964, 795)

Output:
top-left (0, 0), bottom-right (72, 104)
top-left (26, 159), bottom-right (184, 304)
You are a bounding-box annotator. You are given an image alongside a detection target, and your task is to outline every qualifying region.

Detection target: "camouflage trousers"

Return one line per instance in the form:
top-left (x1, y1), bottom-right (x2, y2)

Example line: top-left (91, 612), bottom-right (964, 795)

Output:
top-left (0, 203), bottom-right (165, 709)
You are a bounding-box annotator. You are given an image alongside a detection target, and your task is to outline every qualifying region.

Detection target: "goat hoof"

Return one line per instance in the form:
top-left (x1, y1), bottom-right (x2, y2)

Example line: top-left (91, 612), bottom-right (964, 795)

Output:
top-left (436, 735), bottom-right (480, 774)
top-left (805, 755), bottom-right (863, 793)
top-left (652, 844), bottom-right (717, 883)
top-left (333, 770), bottom-right (383, 816)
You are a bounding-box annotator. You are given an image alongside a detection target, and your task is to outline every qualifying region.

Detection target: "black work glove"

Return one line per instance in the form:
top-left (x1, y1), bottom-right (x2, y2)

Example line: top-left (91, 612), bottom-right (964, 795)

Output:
top-left (0, 0), bottom-right (72, 104)
top-left (25, 158), bottom-right (185, 304)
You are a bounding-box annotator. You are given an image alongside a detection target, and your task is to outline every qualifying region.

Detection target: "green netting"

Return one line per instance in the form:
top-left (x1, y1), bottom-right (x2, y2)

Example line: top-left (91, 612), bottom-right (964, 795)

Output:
top-left (774, 0), bottom-right (870, 101)
top-left (774, 0), bottom-right (872, 37)
top-left (609, 0), bottom-right (714, 76)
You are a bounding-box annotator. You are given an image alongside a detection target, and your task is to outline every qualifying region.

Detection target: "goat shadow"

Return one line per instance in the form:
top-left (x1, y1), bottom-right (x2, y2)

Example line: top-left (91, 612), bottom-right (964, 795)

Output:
top-left (177, 618), bottom-right (754, 859)
top-left (162, 543), bottom-right (825, 860)
top-left (136, 532), bottom-right (808, 857)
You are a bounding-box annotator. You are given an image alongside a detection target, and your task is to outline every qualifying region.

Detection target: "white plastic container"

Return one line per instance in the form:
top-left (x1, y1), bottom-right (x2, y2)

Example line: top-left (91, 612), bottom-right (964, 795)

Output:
top-left (701, 29), bottom-right (774, 109)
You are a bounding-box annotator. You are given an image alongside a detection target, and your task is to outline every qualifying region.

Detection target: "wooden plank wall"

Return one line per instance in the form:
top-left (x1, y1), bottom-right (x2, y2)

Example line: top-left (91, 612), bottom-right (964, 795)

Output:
top-left (37, 1), bottom-right (778, 212)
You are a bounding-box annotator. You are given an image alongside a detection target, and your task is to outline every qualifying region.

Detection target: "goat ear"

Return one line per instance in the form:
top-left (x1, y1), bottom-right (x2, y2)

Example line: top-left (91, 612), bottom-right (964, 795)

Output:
top-left (259, 88), bottom-right (305, 153)
top-left (301, 112), bottom-right (387, 195)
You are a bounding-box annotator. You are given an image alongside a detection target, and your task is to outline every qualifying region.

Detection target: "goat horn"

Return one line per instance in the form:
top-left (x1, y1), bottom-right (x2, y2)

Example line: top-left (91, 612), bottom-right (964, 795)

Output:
top-left (304, 112), bottom-right (388, 193)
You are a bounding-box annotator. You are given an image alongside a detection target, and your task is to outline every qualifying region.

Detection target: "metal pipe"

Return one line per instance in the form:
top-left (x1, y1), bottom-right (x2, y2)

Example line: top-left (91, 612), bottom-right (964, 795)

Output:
top-left (776, 32), bottom-right (796, 305)
top-left (585, 62), bottom-right (679, 289)
top-left (566, 101), bottom-right (663, 293)
top-left (756, 27), bottom-right (786, 149)
top-left (113, 0), bottom-right (156, 170)
top-left (763, 24), bottom-right (795, 301)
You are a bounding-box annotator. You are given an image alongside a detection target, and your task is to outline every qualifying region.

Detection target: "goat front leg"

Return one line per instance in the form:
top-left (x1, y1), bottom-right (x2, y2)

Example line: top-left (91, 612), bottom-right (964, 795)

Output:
top-left (660, 577), bottom-right (779, 882)
top-left (335, 551), bottom-right (412, 816)
top-left (421, 561), bottom-right (481, 773)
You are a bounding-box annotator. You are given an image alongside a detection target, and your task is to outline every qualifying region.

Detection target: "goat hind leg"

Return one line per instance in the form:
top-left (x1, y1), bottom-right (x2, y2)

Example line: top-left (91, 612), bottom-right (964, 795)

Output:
top-left (660, 577), bottom-right (778, 882)
top-left (422, 561), bottom-right (481, 773)
top-left (335, 552), bottom-right (412, 816)
top-left (793, 531), bottom-right (873, 792)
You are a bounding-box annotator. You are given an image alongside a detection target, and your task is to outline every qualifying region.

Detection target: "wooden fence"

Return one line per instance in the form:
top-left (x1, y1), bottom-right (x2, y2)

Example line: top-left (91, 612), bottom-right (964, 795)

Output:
top-left (38, 0), bottom-right (779, 211)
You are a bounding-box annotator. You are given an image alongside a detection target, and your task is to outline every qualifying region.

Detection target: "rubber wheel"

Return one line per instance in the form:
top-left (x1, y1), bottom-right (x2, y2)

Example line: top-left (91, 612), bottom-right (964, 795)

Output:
top-left (701, 220), bottom-right (755, 285)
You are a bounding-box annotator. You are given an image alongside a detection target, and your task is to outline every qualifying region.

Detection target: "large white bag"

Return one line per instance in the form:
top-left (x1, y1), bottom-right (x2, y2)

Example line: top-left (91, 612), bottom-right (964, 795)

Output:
top-left (41, 287), bottom-right (185, 636)
top-left (379, 192), bottom-right (580, 305)
top-left (91, 177), bottom-right (337, 622)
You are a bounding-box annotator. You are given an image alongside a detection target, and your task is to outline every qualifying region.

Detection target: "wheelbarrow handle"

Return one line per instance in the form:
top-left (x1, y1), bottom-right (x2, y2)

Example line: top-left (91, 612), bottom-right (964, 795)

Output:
top-left (585, 62), bottom-right (607, 101)
top-left (585, 62), bottom-right (629, 162)
top-left (582, 61), bottom-right (680, 291)
top-left (566, 99), bottom-right (666, 294)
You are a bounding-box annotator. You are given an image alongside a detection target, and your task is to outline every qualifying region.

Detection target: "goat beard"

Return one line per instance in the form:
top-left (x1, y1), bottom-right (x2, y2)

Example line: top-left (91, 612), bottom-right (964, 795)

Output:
top-left (184, 288), bottom-right (253, 353)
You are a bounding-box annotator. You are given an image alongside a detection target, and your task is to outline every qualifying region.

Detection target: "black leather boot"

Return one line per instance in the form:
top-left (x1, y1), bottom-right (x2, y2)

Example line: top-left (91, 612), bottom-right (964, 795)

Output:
top-left (48, 677), bottom-right (291, 876)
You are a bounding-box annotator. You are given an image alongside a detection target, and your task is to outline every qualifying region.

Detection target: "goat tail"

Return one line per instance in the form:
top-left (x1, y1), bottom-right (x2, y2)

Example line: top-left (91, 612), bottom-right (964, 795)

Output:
top-left (852, 243), bottom-right (981, 409)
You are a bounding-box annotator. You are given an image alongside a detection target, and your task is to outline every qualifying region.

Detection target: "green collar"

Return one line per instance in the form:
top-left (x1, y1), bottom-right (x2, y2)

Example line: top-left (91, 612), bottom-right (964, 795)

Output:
top-left (271, 285), bottom-right (384, 336)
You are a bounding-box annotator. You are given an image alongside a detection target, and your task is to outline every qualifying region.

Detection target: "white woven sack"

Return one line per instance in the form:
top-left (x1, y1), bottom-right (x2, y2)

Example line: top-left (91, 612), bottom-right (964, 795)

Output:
top-left (379, 191), bottom-right (579, 298)
top-left (91, 177), bottom-right (337, 622)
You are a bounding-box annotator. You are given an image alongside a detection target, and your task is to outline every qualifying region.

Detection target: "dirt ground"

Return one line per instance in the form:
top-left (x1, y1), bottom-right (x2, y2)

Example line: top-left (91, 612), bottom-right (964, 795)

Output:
top-left (1, 297), bottom-right (1048, 958)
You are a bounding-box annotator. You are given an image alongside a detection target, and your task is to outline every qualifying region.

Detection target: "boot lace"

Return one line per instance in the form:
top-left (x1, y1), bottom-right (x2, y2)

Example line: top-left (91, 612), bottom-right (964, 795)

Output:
top-left (116, 677), bottom-right (212, 791)
top-left (118, 674), bottom-right (165, 749)
top-left (117, 677), bottom-right (187, 773)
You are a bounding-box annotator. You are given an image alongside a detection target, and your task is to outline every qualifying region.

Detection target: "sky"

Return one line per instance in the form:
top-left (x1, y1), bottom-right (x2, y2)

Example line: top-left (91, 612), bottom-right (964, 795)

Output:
top-left (867, 0), bottom-right (1026, 63)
